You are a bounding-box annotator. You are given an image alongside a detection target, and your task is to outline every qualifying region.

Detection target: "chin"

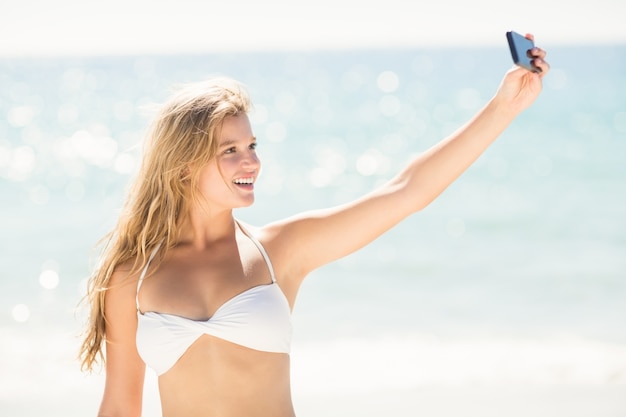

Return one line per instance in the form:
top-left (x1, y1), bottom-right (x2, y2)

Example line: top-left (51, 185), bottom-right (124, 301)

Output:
top-left (238, 197), bottom-right (255, 208)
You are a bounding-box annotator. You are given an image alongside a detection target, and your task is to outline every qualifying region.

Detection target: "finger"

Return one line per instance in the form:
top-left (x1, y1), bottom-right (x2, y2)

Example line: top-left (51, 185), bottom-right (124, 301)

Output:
top-left (529, 47), bottom-right (547, 59)
top-left (533, 58), bottom-right (550, 76)
top-left (525, 33), bottom-right (535, 42)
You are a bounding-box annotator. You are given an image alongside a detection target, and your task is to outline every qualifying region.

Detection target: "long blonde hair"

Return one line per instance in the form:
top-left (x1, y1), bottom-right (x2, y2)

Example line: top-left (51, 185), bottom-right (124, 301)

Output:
top-left (79, 77), bottom-right (251, 371)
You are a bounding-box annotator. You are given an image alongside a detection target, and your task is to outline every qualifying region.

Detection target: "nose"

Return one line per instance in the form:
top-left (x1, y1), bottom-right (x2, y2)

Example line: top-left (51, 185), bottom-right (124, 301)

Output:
top-left (242, 148), bottom-right (260, 171)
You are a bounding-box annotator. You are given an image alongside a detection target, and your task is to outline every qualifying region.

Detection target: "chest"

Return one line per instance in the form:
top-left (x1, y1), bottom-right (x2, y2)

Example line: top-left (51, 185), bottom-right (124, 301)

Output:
top-left (138, 237), bottom-right (273, 320)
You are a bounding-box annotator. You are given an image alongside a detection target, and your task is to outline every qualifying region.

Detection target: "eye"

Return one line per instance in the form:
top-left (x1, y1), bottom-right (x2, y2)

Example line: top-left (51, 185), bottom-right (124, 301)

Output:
top-left (223, 146), bottom-right (236, 154)
top-left (249, 142), bottom-right (257, 150)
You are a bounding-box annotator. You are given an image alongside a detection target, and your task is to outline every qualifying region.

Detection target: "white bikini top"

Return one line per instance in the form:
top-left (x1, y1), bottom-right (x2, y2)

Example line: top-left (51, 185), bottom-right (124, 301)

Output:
top-left (135, 221), bottom-right (292, 376)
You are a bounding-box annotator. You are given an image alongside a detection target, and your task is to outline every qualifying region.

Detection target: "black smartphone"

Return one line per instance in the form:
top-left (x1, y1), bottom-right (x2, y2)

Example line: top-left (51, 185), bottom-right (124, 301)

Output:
top-left (506, 31), bottom-right (540, 73)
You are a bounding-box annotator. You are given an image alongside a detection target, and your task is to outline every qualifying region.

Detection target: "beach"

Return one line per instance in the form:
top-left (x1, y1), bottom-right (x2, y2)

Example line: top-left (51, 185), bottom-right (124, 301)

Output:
top-left (1, 44), bottom-right (625, 415)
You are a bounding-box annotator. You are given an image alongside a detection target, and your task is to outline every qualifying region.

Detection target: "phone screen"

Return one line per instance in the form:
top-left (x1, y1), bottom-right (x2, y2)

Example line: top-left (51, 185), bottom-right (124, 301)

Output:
top-left (506, 31), bottom-right (539, 73)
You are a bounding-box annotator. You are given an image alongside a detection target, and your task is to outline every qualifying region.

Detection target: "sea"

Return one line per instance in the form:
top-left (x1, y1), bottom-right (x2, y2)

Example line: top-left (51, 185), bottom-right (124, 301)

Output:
top-left (1, 44), bottom-right (625, 416)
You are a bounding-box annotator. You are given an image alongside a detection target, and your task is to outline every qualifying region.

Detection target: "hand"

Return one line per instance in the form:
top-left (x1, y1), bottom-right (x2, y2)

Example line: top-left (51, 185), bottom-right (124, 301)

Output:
top-left (494, 33), bottom-right (550, 113)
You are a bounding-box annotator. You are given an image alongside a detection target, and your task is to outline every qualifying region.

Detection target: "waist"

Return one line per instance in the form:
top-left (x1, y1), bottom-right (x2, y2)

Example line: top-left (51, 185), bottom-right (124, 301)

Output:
top-left (158, 334), bottom-right (294, 417)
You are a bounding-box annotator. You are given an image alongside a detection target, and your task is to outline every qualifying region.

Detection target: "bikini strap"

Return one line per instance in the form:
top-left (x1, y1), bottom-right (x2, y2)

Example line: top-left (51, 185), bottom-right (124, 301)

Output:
top-left (136, 243), bottom-right (162, 313)
top-left (236, 220), bottom-right (276, 283)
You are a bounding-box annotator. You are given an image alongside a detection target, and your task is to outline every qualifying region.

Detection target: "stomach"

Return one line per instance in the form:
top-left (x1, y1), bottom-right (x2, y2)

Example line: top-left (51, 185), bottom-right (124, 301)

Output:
top-left (157, 335), bottom-right (295, 417)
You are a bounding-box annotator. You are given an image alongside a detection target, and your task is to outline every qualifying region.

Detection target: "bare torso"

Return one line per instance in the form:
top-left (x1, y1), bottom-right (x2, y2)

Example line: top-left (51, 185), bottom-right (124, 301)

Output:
top-left (158, 336), bottom-right (294, 417)
top-left (137, 222), bottom-right (296, 417)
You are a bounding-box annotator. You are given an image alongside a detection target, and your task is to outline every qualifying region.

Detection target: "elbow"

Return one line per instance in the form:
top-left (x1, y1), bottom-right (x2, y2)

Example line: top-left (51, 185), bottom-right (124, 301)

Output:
top-left (388, 176), bottom-right (431, 215)
top-left (412, 198), bottom-right (430, 213)
top-left (399, 181), bottom-right (446, 215)
top-left (408, 194), bottom-right (433, 214)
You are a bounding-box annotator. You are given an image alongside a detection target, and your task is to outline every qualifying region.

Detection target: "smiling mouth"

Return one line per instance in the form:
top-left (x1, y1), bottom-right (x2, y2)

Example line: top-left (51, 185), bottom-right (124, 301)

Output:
top-left (233, 177), bottom-right (255, 186)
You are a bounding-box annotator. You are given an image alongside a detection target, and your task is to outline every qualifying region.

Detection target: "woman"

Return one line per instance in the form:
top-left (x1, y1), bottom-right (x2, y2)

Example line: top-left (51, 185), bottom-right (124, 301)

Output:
top-left (80, 37), bottom-right (549, 417)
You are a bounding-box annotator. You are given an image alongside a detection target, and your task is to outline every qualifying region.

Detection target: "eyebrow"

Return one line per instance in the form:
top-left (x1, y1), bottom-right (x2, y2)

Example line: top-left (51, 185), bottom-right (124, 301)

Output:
top-left (218, 136), bottom-right (257, 148)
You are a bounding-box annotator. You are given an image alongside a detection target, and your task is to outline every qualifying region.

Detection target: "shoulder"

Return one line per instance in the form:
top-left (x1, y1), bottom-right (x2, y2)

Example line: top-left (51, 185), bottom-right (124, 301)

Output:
top-left (240, 219), bottom-right (287, 253)
top-left (105, 258), bottom-right (143, 318)
top-left (243, 218), bottom-right (312, 283)
top-left (109, 258), bottom-right (142, 291)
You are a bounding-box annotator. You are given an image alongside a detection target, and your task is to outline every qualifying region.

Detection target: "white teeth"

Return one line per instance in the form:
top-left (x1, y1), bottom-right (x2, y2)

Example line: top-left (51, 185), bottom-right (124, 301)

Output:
top-left (234, 178), bottom-right (254, 184)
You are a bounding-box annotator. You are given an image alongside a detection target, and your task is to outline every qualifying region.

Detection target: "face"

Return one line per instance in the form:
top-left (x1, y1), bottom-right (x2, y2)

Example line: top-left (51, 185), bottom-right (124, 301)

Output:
top-left (195, 114), bottom-right (260, 211)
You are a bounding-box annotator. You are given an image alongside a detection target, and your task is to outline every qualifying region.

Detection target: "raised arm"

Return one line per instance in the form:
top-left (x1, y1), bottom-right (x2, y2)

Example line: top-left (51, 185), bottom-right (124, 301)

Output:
top-left (96, 267), bottom-right (146, 417)
top-left (263, 41), bottom-right (549, 291)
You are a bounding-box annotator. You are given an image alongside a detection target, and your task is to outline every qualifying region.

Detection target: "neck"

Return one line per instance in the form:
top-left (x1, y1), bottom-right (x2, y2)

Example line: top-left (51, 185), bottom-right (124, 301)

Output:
top-left (178, 205), bottom-right (237, 250)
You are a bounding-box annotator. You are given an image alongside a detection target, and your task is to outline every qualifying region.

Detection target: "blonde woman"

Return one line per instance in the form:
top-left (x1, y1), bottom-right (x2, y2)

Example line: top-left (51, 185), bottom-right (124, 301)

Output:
top-left (80, 38), bottom-right (549, 417)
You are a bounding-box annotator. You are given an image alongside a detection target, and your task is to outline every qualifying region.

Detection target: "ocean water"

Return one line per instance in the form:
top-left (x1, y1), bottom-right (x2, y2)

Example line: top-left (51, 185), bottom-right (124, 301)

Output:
top-left (1, 45), bottom-right (625, 416)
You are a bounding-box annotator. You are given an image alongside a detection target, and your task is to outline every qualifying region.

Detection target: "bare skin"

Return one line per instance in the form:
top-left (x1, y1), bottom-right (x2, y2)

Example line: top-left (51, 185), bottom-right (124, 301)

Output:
top-left (97, 41), bottom-right (549, 417)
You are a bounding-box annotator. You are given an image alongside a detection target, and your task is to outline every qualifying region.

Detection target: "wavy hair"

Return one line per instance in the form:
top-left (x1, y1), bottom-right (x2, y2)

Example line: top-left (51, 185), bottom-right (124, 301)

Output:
top-left (79, 77), bottom-right (251, 371)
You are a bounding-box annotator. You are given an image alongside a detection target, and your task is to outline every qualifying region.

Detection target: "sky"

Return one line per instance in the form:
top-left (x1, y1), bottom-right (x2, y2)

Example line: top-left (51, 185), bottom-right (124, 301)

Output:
top-left (0, 0), bottom-right (625, 57)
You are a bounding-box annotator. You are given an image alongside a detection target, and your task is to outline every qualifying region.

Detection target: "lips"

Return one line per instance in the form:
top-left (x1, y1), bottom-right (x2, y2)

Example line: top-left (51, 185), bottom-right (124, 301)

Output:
top-left (233, 177), bottom-right (255, 185)
top-left (233, 176), bottom-right (255, 190)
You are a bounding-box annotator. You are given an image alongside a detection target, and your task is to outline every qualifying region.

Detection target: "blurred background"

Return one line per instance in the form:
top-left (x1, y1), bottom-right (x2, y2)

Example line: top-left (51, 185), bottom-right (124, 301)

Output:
top-left (1, 1), bottom-right (625, 416)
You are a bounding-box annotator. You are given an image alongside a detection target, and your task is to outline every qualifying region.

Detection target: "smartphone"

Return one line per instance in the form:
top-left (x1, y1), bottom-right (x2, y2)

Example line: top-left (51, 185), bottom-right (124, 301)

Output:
top-left (506, 31), bottom-right (540, 73)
